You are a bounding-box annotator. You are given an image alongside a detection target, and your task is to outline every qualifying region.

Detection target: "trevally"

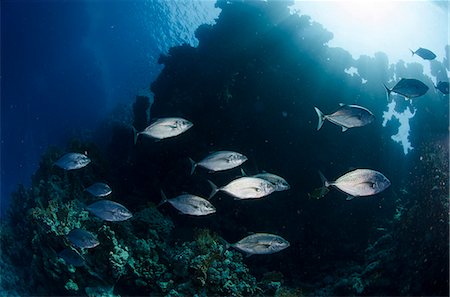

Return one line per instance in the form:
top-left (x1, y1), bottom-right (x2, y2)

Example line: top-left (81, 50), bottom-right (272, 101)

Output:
top-left (189, 151), bottom-right (248, 175)
top-left (241, 169), bottom-right (290, 192)
top-left (208, 177), bottom-right (276, 200)
top-left (55, 153), bottom-right (91, 170)
top-left (384, 78), bottom-right (429, 99)
top-left (410, 47), bottom-right (436, 60)
top-left (58, 248), bottom-right (85, 267)
top-left (435, 81), bottom-right (449, 95)
top-left (86, 200), bottom-right (133, 222)
top-left (85, 182), bottom-right (112, 197)
top-left (158, 190), bottom-right (215, 216)
top-left (67, 228), bottom-right (100, 249)
top-left (228, 233), bottom-right (290, 256)
top-left (137, 117), bottom-right (193, 141)
top-left (314, 104), bottom-right (374, 132)
top-left (320, 169), bottom-right (390, 200)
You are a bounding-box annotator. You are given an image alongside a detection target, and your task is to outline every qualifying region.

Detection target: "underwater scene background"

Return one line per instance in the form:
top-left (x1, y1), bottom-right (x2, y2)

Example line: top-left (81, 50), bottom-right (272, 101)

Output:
top-left (1, 0), bottom-right (448, 296)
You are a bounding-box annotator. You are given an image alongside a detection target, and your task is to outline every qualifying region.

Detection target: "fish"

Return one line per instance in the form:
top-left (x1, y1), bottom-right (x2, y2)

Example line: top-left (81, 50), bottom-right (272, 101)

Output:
top-left (435, 81), bottom-right (449, 94)
top-left (54, 153), bottom-right (91, 170)
top-left (229, 233), bottom-right (290, 256)
top-left (410, 47), bottom-right (436, 60)
top-left (314, 104), bottom-right (375, 132)
top-left (189, 151), bottom-right (248, 175)
top-left (85, 182), bottom-right (112, 197)
top-left (208, 177), bottom-right (276, 200)
top-left (384, 78), bottom-right (429, 99)
top-left (58, 248), bottom-right (85, 267)
top-left (307, 186), bottom-right (329, 199)
top-left (137, 117), bottom-right (193, 140)
top-left (67, 228), bottom-right (100, 249)
top-left (319, 169), bottom-right (391, 200)
top-left (86, 200), bottom-right (133, 222)
top-left (241, 169), bottom-right (290, 192)
top-left (158, 190), bottom-right (215, 216)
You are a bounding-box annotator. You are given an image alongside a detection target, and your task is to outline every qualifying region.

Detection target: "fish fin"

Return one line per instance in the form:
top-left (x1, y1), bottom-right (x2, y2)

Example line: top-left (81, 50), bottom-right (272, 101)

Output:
top-left (245, 253), bottom-right (253, 258)
top-left (219, 238), bottom-right (231, 250)
top-left (409, 48), bottom-right (415, 56)
top-left (157, 189), bottom-right (169, 207)
top-left (207, 180), bottom-right (219, 199)
top-left (189, 158), bottom-right (197, 175)
top-left (346, 195), bottom-right (355, 201)
top-left (318, 171), bottom-right (330, 188)
top-left (341, 126), bottom-right (348, 132)
top-left (339, 103), bottom-right (345, 106)
top-left (314, 107), bottom-right (325, 131)
top-left (131, 126), bottom-right (138, 144)
top-left (240, 168), bottom-right (247, 176)
top-left (383, 83), bottom-right (392, 101)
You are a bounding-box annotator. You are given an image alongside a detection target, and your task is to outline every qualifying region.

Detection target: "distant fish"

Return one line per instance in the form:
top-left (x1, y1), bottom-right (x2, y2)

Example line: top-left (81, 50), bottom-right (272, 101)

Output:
top-left (58, 248), bottom-right (85, 267)
top-left (158, 190), bottom-right (215, 216)
top-left (410, 47), bottom-right (436, 60)
top-left (435, 81), bottom-right (449, 94)
top-left (208, 177), bottom-right (276, 200)
top-left (314, 104), bottom-right (375, 132)
top-left (228, 233), bottom-right (290, 256)
top-left (55, 153), bottom-right (91, 170)
top-left (86, 200), bottom-right (132, 222)
top-left (319, 169), bottom-right (390, 200)
top-left (241, 169), bottom-right (290, 192)
top-left (189, 151), bottom-right (248, 175)
top-left (136, 117), bottom-right (193, 141)
top-left (85, 182), bottom-right (112, 197)
top-left (384, 78), bottom-right (429, 99)
top-left (307, 186), bottom-right (329, 200)
top-left (67, 228), bottom-right (100, 249)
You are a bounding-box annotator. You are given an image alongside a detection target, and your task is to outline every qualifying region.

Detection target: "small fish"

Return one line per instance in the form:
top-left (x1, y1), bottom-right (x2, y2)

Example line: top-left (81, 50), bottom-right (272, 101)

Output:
top-left (410, 47), bottom-right (436, 60)
top-left (307, 186), bottom-right (329, 199)
top-left (241, 169), bottom-right (290, 191)
top-left (208, 177), bottom-right (276, 200)
top-left (319, 169), bottom-right (390, 200)
top-left (137, 117), bottom-right (193, 140)
top-left (58, 248), bottom-right (85, 267)
top-left (314, 104), bottom-right (374, 132)
top-left (158, 190), bottom-right (215, 216)
top-left (229, 233), bottom-right (290, 256)
top-left (55, 153), bottom-right (91, 170)
top-left (67, 228), bottom-right (100, 249)
top-left (85, 182), bottom-right (112, 197)
top-left (189, 151), bottom-right (248, 175)
top-left (86, 200), bottom-right (133, 222)
top-left (384, 78), bottom-right (429, 99)
top-left (435, 81), bottom-right (449, 94)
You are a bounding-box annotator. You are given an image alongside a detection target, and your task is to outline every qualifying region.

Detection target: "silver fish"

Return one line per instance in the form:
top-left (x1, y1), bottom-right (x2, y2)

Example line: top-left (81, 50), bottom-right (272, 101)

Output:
top-left (208, 177), bottom-right (276, 200)
top-left (410, 47), bottom-right (436, 60)
top-left (314, 104), bottom-right (374, 132)
top-left (158, 190), bottom-right (215, 216)
top-left (320, 169), bottom-right (390, 200)
top-left (86, 200), bottom-right (133, 222)
top-left (138, 117), bottom-right (193, 140)
top-left (55, 153), bottom-right (91, 170)
top-left (230, 233), bottom-right (290, 256)
top-left (435, 81), bottom-right (449, 94)
top-left (67, 228), bottom-right (100, 249)
top-left (189, 151), bottom-right (248, 175)
top-left (241, 169), bottom-right (290, 192)
top-left (58, 248), bottom-right (85, 267)
top-left (384, 78), bottom-right (429, 99)
top-left (85, 182), bottom-right (112, 197)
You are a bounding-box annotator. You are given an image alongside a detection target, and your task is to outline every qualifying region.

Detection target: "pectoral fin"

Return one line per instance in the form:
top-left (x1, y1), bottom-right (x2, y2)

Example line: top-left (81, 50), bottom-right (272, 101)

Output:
top-left (346, 195), bottom-right (355, 201)
top-left (341, 126), bottom-right (348, 132)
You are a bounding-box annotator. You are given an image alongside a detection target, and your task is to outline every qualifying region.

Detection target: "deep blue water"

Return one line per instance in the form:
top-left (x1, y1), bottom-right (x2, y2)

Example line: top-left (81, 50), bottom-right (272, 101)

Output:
top-left (1, 0), bottom-right (219, 214)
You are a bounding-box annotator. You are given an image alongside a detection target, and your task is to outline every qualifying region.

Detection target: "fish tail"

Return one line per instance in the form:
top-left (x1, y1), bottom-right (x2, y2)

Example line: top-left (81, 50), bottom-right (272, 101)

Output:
top-left (409, 48), bottom-right (415, 56)
top-left (219, 237), bottom-right (231, 250)
top-left (314, 107), bottom-right (325, 131)
top-left (318, 170), bottom-right (330, 188)
top-left (383, 83), bottom-right (392, 101)
top-left (157, 189), bottom-right (169, 207)
top-left (131, 126), bottom-right (138, 145)
top-left (207, 180), bottom-right (219, 199)
top-left (240, 168), bottom-right (247, 176)
top-left (189, 158), bottom-right (197, 175)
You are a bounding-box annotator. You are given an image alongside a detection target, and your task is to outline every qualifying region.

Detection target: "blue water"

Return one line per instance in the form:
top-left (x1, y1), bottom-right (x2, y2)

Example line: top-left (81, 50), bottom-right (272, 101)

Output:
top-left (1, 0), bottom-right (219, 214)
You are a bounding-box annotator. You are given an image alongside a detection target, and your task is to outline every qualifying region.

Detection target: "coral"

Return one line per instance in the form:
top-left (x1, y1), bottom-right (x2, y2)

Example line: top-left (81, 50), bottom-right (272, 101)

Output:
top-left (64, 279), bottom-right (79, 292)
